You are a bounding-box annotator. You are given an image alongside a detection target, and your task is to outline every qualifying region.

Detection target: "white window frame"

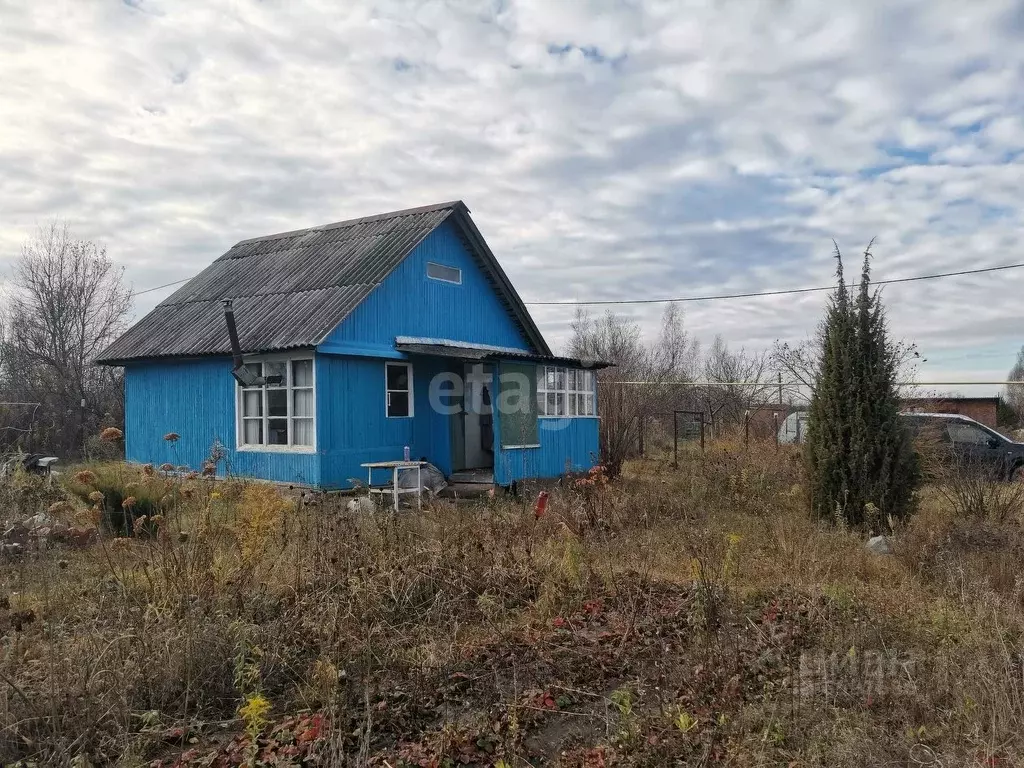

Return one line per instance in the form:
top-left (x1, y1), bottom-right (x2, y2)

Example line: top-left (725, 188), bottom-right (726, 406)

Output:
top-left (385, 361), bottom-right (414, 418)
top-left (235, 354), bottom-right (316, 453)
top-left (426, 261), bottom-right (462, 285)
top-left (537, 365), bottom-right (597, 418)
top-left (537, 365), bottom-right (566, 417)
top-left (568, 368), bottom-right (596, 417)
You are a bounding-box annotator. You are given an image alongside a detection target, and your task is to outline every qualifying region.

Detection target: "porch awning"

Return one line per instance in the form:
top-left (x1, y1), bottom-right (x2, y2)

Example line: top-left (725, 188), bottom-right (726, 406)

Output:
top-left (394, 336), bottom-right (613, 369)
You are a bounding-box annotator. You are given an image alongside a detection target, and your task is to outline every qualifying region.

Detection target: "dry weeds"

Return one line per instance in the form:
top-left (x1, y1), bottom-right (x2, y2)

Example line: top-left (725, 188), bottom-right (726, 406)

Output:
top-left (0, 441), bottom-right (1022, 766)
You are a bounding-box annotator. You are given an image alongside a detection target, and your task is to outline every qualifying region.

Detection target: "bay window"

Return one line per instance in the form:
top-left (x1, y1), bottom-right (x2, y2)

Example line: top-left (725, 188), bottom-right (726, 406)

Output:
top-left (237, 357), bottom-right (315, 450)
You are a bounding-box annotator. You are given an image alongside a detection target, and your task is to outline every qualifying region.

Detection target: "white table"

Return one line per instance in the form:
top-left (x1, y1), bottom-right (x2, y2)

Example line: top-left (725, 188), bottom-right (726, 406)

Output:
top-left (360, 460), bottom-right (426, 511)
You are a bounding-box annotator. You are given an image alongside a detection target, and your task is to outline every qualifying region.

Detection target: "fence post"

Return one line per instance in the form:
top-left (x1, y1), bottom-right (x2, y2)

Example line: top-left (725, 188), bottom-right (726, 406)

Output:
top-left (744, 409), bottom-right (750, 446)
top-left (672, 411), bottom-right (679, 468)
top-left (773, 412), bottom-right (779, 452)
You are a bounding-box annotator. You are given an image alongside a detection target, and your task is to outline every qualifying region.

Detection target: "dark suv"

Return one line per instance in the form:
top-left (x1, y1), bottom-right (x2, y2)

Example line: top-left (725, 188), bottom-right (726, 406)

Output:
top-left (901, 413), bottom-right (1024, 482)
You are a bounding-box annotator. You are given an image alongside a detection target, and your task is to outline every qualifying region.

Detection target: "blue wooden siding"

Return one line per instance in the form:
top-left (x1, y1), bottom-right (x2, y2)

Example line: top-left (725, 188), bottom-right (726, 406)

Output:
top-left (122, 353), bottom-right (600, 489)
top-left (124, 357), bottom-right (320, 486)
top-left (321, 221), bottom-right (534, 353)
top-left (317, 354), bottom-right (454, 488)
top-left (490, 363), bottom-right (600, 485)
top-left (493, 418), bottom-right (600, 485)
top-left (315, 354), bottom-right (601, 488)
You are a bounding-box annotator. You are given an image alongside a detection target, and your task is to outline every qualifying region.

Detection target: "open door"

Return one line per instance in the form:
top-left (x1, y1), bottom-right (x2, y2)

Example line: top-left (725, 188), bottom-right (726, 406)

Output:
top-left (462, 363), bottom-right (494, 470)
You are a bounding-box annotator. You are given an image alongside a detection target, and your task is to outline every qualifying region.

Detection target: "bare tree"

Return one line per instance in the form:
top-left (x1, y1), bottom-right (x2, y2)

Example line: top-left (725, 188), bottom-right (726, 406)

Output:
top-left (772, 333), bottom-right (922, 401)
top-left (569, 304), bottom-right (700, 475)
top-left (770, 337), bottom-right (819, 401)
top-left (1007, 346), bottom-right (1024, 424)
top-left (0, 221), bottom-right (132, 457)
top-left (697, 336), bottom-right (774, 438)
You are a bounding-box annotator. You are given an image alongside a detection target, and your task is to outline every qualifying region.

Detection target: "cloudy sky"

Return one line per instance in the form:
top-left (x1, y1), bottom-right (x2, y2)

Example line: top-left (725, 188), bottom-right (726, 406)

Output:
top-left (2, 0), bottom-right (1022, 394)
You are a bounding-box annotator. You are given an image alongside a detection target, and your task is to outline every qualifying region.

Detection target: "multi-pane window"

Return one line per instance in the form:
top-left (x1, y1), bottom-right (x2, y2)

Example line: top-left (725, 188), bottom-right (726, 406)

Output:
top-left (568, 369), bottom-right (596, 416)
top-left (385, 362), bottom-right (413, 417)
top-left (537, 365), bottom-right (566, 416)
top-left (537, 365), bottom-right (596, 417)
top-left (238, 358), bottom-right (315, 449)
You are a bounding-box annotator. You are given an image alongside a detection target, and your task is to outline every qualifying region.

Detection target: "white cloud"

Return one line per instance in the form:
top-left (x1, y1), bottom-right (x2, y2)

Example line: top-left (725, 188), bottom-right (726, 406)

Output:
top-left (0, 0), bottom-right (1022, 394)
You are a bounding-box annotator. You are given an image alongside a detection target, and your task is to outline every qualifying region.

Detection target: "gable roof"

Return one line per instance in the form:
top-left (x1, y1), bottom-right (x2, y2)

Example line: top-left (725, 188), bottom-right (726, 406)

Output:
top-left (97, 201), bottom-right (551, 364)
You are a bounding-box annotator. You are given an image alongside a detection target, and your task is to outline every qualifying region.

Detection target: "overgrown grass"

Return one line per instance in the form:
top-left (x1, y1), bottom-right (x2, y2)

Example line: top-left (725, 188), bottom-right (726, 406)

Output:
top-left (0, 441), bottom-right (1023, 766)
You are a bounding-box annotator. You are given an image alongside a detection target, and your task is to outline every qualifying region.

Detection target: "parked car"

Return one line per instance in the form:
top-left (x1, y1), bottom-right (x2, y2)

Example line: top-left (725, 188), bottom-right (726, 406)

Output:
top-left (899, 413), bottom-right (1024, 482)
top-left (776, 410), bottom-right (1023, 482)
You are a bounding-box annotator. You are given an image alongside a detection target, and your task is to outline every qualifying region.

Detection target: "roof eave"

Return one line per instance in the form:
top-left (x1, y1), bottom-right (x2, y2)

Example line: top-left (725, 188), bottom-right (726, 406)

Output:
top-left (394, 338), bottom-right (612, 369)
top-left (96, 344), bottom-right (316, 367)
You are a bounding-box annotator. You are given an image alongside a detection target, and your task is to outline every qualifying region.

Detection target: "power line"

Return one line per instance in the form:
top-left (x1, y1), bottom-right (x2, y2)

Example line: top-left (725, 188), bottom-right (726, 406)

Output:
top-left (131, 277), bottom-right (192, 297)
top-left (523, 261), bottom-right (1024, 306)
top-left (126, 260), bottom-right (1024, 306)
top-left (600, 380), bottom-right (1023, 387)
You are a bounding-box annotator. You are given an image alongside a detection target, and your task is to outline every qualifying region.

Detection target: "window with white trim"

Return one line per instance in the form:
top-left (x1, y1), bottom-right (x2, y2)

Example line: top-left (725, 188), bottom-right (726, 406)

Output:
top-left (426, 262), bottom-right (462, 284)
top-left (568, 368), bottom-right (596, 416)
top-left (537, 365), bottom-right (566, 416)
top-left (537, 366), bottom-right (596, 417)
top-left (385, 362), bottom-right (413, 417)
top-left (238, 358), bottom-right (315, 449)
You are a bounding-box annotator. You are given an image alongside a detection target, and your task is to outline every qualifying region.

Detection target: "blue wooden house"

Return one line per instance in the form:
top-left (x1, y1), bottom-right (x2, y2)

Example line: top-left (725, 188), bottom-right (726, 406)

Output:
top-left (98, 202), bottom-right (606, 488)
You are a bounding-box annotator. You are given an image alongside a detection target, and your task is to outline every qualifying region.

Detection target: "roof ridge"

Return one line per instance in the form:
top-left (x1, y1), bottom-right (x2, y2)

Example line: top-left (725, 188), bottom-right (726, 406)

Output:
top-left (233, 200), bottom-right (465, 246)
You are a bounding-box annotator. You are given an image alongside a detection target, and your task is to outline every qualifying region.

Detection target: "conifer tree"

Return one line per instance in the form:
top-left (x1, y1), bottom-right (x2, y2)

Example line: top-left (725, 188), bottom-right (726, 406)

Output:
top-left (806, 244), bottom-right (919, 528)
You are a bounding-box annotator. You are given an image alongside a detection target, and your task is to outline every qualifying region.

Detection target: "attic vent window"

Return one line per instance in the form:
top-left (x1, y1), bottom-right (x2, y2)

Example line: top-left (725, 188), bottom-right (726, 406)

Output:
top-left (427, 262), bottom-right (462, 284)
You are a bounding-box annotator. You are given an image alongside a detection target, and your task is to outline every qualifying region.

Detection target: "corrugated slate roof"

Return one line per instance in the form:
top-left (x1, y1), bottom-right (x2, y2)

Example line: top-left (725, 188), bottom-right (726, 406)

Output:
top-left (98, 201), bottom-right (551, 364)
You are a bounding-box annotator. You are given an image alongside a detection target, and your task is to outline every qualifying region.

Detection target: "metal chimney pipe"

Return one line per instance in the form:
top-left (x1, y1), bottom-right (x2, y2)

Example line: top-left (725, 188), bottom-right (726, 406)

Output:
top-left (222, 299), bottom-right (245, 371)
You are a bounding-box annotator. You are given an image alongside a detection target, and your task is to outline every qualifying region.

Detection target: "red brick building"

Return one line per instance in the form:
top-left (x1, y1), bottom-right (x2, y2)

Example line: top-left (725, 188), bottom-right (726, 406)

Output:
top-left (900, 397), bottom-right (1000, 428)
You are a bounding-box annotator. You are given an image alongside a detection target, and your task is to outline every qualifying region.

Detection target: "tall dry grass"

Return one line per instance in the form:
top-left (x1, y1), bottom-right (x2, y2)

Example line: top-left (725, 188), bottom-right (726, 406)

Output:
top-left (0, 440), bottom-right (1022, 765)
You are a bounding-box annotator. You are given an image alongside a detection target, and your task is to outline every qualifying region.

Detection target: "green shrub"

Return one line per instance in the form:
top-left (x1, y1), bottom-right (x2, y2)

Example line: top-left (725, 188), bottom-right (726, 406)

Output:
top-left (806, 244), bottom-right (919, 529)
